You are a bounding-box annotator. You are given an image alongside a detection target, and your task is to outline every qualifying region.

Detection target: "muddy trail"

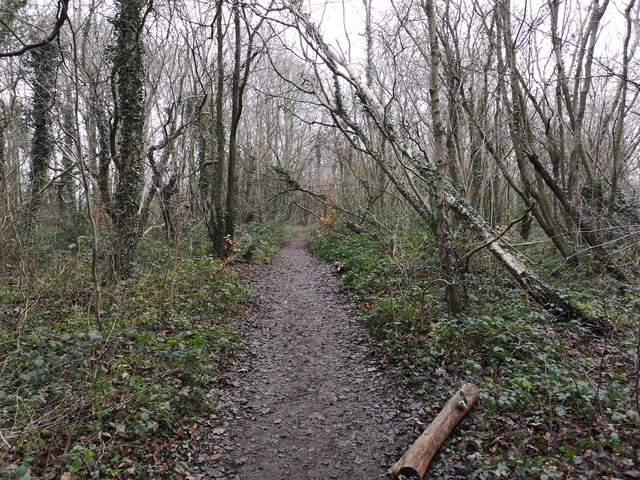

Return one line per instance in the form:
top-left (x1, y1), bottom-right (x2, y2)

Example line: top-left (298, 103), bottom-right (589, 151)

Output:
top-left (191, 232), bottom-right (429, 479)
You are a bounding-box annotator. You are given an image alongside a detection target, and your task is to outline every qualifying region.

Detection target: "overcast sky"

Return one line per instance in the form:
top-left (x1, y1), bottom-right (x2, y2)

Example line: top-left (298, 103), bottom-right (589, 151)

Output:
top-left (307, 0), bottom-right (376, 61)
top-left (304, 0), bottom-right (635, 64)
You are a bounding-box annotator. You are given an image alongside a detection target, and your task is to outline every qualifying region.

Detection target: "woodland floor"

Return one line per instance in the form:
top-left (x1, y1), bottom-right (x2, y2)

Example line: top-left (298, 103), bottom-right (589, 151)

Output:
top-left (185, 231), bottom-right (452, 479)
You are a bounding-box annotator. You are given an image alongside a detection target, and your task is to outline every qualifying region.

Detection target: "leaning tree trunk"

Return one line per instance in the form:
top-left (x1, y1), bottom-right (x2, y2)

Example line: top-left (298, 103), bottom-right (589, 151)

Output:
top-left (287, 5), bottom-right (585, 321)
top-left (110, 0), bottom-right (146, 278)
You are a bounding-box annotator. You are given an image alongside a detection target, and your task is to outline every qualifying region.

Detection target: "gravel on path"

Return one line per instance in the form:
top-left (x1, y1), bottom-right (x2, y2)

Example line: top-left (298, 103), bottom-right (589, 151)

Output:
top-left (191, 231), bottom-right (415, 479)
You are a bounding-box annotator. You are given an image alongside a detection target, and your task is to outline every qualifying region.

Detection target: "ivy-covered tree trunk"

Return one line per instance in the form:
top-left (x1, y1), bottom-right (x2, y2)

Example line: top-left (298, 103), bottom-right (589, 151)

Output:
top-left (25, 42), bottom-right (57, 231)
top-left (209, 0), bottom-right (226, 257)
top-left (110, 0), bottom-right (146, 277)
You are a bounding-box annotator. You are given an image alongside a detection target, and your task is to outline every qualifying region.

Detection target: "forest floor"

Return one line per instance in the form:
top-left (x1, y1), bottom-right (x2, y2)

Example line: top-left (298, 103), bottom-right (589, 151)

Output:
top-left (185, 231), bottom-right (456, 479)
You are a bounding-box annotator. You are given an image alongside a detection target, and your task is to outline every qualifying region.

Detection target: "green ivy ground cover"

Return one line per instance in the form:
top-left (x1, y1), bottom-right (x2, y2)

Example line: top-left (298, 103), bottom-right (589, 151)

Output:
top-left (310, 221), bottom-right (640, 479)
top-left (0, 224), bottom-right (293, 479)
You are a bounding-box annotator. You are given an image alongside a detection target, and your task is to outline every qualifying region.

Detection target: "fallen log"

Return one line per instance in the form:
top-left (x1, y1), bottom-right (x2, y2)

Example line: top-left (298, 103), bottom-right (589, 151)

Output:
top-left (389, 383), bottom-right (479, 479)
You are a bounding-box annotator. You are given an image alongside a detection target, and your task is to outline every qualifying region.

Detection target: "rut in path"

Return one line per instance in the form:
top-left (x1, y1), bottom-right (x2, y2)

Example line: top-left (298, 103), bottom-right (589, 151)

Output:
top-left (203, 232), bottom-right (410, 479)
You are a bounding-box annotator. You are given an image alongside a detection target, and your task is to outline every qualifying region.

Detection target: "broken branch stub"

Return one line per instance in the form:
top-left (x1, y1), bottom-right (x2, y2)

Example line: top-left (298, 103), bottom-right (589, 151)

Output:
top-left (389, 383), bottom-right (480, 479)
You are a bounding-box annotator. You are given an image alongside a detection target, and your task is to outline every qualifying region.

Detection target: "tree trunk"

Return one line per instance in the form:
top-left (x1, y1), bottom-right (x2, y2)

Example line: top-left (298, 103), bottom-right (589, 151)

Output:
top-left (225, 1), bottom-right (242, 240)
top-left (609, 0), bottom-right (636, 216)
top-left (160, 177), bottom-right (178, 240)
top-left (25, 42), bottom-right (57, 232)
top-left (110, 0), bottom-right (146, 278)
top-left (95, 97), bottom-right (112, 217)
top-left (60, 106), bottom-right (76, 219)
top-left (499, 0), bottom-right (625, 279)
top-left (418, 159), bottom-right (581, 318)
top-left (209, 0), bottom-right (226, 257)
top-left (0, 126), bottom-right (6, 216)
top-left (424, 0), bottom-right (463, 314)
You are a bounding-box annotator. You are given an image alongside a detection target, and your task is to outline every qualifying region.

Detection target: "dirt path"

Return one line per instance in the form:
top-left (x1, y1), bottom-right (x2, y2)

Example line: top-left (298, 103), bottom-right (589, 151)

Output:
top-left (193, 232), bottom-right (413, 479)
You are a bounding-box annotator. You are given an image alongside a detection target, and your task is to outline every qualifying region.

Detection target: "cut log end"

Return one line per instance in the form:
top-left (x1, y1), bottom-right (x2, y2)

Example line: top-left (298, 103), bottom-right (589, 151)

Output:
top-left (397, 467), bottom-right (421, 479)
top-left (389, 383), bottom-right (479, 480)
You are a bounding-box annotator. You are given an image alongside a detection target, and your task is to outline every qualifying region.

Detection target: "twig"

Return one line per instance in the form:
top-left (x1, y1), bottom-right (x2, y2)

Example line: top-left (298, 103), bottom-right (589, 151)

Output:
top-left (0, 0), bottom-right (69, 57)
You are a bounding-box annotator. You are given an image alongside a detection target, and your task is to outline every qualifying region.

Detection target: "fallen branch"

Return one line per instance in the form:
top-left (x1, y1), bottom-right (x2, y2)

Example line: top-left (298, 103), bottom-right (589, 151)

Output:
top-left (389, 383), bottom-right (479, 479)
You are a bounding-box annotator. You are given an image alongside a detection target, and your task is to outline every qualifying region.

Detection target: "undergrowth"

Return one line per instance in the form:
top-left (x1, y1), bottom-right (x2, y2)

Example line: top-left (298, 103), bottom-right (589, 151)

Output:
top-left (310, 220), bottom-right (640, 479)
top-left (0, 223), bottom-right (292, 479)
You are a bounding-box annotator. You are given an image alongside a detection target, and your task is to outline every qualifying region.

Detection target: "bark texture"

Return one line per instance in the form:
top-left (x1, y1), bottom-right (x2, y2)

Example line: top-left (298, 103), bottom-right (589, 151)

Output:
top-left (209, 0), bottom-right (226, 257)
top-left (25, 43), bottom-right (57, 231)
top-left (110, 0), bottom-right (146, 277)
top-left (389, 383), bottom-right (479, 479)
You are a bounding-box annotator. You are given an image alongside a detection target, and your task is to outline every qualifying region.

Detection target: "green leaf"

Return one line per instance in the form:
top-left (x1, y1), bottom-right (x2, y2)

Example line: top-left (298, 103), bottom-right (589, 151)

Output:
top-left (610, 412), bottom-right (624, 421)
top-left (88, 330), bottom-right (103, 341)
top-left (555, 405), bottom-right (567, 417)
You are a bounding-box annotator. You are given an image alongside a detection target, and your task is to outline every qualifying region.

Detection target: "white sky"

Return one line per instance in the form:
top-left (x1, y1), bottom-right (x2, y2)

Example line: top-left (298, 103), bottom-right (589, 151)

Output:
top-left (306, 0), bottom-right (378, 61)
top-left (305, 0), bottom-right (635, 57)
